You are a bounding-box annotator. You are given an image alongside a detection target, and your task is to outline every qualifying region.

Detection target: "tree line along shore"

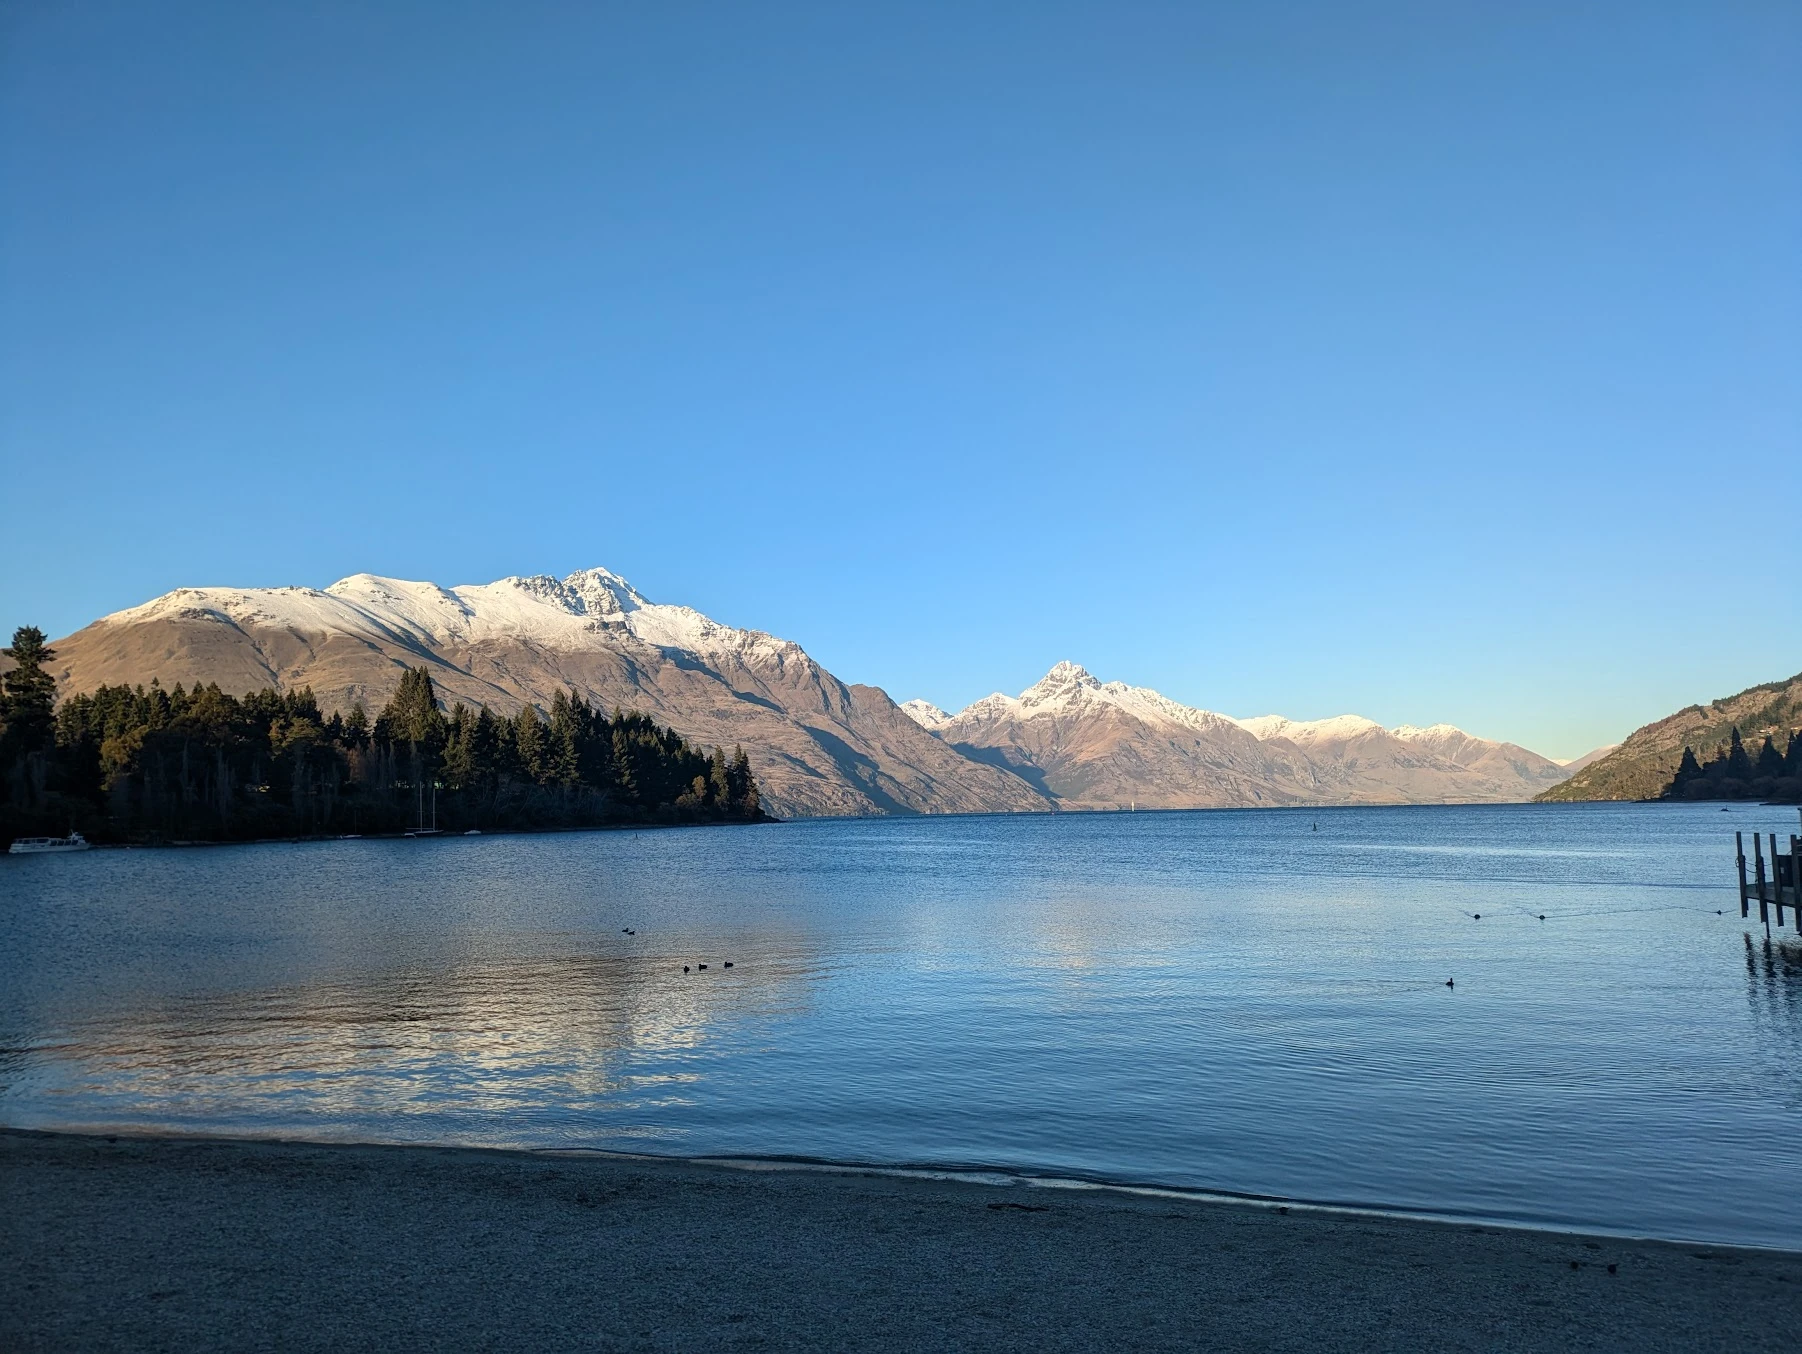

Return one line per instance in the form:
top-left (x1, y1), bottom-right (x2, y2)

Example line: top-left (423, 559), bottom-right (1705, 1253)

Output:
top-left (1661, 727), bottom-right (1802, 804)
top-left (0, 626), bottom-right (768, 848)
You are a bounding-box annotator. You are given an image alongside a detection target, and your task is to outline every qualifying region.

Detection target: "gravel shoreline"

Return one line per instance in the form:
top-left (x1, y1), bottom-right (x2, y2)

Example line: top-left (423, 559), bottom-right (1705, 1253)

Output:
top-left (4, 1128), bottom-right (1799, 1352)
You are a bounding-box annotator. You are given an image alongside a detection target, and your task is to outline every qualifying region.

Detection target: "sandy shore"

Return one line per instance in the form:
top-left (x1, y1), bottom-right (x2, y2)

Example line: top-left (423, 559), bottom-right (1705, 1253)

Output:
top-left (3, 1129), bottom-right (1799, 1352)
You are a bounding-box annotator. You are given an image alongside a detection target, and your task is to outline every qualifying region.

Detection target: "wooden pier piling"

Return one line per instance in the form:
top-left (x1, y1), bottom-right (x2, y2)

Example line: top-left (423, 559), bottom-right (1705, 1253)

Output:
top-left (1777, 835), bottom-right (1787, 927)
top-left (1736, 828), bottom-right (1802, 935)
top-left (1737, 832), bottom-right (1749, 917)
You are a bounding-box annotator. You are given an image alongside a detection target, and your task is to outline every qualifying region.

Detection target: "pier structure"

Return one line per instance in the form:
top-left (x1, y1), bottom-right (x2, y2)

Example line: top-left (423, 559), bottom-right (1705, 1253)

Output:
top-left (1737, 829), bottom-right (1802, 935)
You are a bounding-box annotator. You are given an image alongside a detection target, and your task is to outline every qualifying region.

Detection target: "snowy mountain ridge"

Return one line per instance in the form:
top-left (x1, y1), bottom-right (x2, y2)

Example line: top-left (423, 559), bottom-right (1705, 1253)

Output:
top-left (906, 662), bottom-right (1571, 808)
top-left (905, 665), bottom-right (1508, 755)
top-left (950, 661), bottom-right (1248, 738)
top-left (62, 575), bottom-right (1572, 813)
top-left (107, 568), bottom-right (805, 671)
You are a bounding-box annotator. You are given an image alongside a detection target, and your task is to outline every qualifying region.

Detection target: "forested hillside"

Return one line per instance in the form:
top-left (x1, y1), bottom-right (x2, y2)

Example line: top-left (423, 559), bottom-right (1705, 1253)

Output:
top-left (1539, 669), bottom-right (1802, 803)
top-left (0, 626), bottom-right (766, 847)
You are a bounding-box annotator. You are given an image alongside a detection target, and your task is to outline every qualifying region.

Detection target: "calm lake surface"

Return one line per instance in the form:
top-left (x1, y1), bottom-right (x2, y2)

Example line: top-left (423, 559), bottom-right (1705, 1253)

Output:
top-left (5, 802), bottom-right (1802, 1247)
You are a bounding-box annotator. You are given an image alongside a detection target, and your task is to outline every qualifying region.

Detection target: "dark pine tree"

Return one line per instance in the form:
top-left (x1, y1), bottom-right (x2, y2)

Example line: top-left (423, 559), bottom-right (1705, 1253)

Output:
top-left (1666, 746), bottom-right (1704, 797)
top-left (1755, 735), bottom-right (1785, 778)
top-left (382, 668), bottom-right (445, 748)
top-left (515, 704), bottom-right (547, 783)
top-left (1, 626), bottom-right (59, 756)
top-left (1725, 727), bottom-right (1754, 781)
top-left (547, 690), bottom-right (581, 788)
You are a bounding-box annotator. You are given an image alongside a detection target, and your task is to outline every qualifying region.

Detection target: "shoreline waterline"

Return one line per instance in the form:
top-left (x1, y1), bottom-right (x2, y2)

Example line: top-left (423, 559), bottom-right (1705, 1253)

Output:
top-left (17, 1121), bottom-right (1796, 1255)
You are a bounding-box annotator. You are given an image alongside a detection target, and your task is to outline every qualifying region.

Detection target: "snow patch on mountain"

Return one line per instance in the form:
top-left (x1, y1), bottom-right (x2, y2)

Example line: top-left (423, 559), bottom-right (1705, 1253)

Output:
top-left (105, 568), bottom-right (806, 671)
top-left (900, 700), bottom-right (952, 732)
top-left (1234, 713), bottom-right (1385, 745)
top-left (945, 662), bottom-right (1245, 738)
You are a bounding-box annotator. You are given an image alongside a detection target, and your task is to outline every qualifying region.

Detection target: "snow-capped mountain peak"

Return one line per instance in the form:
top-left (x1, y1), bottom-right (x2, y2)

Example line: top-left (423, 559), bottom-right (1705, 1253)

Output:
top-left (940, 663), bottom-right (1242, 738)
top-left (900, 699), bottom-right (953, 731)
top-left (104, 566), bottom-right (810, 668)
top-left (1234, 713), bottom-right (1385, 745)
top-left (561, 567), bottom-right (649, 617)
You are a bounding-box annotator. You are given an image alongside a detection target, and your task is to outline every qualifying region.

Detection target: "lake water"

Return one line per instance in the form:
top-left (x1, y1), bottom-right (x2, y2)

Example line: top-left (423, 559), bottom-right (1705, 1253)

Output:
top-left (5, 802), bottom-right (1802, 1248)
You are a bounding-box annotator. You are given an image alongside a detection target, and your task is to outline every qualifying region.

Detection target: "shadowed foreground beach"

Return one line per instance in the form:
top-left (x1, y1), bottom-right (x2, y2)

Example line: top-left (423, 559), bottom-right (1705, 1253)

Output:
top-left (3, 1130), bottom-right (1799, 1352)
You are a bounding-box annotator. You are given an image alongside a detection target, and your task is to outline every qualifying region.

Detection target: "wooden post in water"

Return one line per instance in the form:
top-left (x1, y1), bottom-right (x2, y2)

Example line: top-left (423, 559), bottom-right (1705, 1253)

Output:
top-left (1737, 832), bottom-right (1749, 917)
top-left (1754, 833), bottom-right (1770, 934)
top-left (1792, 836), bottom-right (1801, 932)
top-left (1775, 834), bottom-right (1787, 928)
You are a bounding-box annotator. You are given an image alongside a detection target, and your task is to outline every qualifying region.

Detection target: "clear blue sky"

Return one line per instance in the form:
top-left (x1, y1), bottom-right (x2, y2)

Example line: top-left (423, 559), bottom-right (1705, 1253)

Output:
top-left (2, 2), bottom-right (1797, 759)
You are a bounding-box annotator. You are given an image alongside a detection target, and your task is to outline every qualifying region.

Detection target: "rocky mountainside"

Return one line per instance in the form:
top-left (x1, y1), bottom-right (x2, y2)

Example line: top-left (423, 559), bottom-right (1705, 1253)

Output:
top-left (918, 663), bottom-right (1571, 807)
top-left (1538, 669), bottom-right (1802, 802)
top-left (35, 568), bottom-right (1580, 816)
top-left (41, 570), bottom-right (1053, 820)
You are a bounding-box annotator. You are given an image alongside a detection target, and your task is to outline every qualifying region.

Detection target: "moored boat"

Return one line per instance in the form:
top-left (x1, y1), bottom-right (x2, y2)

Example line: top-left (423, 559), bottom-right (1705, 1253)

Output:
top-left (8, 831), bottom-right (92, 855)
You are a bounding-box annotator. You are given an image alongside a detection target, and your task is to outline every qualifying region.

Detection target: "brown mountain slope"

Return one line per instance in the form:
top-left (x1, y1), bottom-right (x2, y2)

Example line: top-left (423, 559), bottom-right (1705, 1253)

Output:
top-left (38, 571), bottom-right (1053, 820)
top-left (933, 664), bottom-right (1570, 808)
top-left (1538, 669), bottom-right (1802, 802)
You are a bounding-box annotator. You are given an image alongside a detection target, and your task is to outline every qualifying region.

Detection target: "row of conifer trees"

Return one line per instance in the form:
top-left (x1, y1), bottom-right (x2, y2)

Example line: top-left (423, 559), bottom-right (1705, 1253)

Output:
top-left (0, 626), bottom-right (765, 846)
top-left (1662, 727), bottom-right (1802, 803)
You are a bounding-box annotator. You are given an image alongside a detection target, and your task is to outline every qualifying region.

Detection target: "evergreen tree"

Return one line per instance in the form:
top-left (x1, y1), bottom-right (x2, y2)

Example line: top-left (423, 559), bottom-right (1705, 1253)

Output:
top-left (1, 626), bottom-right (58, 754)
top-left (382, 668), bottom-right (444, 748)
top-left (1788, 731), bottom-right (1802, 777)
top-left (1667, 746), bottom-right (1703, 796)
top-left (547, 690), bottom-right (581, 787)
top-left (1725, 727), bottom-right (1754, 780)
top-left (441, 704), bottom-right (478, 789)
top-left (729, 745), bottom-right (758, 817)
top-left (473, 706), bottom-right (505, 779)
top-left (515, 704), bottom-right (547, 782)
top-left (1755, 735), bottom-right (1785, 778)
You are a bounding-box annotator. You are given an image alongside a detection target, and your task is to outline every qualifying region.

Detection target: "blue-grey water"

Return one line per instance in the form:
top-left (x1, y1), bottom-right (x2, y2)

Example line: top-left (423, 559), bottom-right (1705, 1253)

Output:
top-left (5, 802), bottom-right (1802, 1248)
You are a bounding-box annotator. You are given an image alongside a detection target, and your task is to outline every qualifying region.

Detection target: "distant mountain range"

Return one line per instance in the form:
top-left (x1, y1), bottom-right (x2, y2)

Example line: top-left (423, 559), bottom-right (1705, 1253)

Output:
top-left (908, 661), bottom-right (1572, 809)
top-left (40, 567), bottom-right (1580, 817)
top-left (1538, 669), bottom-right (1802, 802)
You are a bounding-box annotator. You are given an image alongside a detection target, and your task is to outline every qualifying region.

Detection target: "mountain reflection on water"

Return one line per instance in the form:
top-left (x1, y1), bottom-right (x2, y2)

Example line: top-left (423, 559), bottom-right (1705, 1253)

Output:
top-left (23, 952), bottom-right (818, 1145)
top-left (5, 803), bottom-right (1802, 1248)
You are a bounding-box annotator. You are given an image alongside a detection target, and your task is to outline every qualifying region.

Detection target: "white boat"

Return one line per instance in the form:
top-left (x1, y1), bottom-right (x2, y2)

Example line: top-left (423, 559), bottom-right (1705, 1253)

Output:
top-left (9, 831), bottom-right (92, 855)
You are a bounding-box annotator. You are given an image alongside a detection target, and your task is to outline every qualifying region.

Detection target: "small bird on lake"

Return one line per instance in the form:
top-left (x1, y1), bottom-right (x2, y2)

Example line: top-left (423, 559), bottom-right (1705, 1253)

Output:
top-left (698, 963), bottom-right (708, 970)
top-left (621, 928), bottom-right (636, 935)
top-left (1539, 915), bottom-right (1546, 921)
top-left (682, 965), bottom-right (690, 973)
top-left (1474, 914), bottom-right (1481, 920)
top-left (724, 961), bottom-right (734, 968)
top-left (1445, 979), bottom-right (1454, 987)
